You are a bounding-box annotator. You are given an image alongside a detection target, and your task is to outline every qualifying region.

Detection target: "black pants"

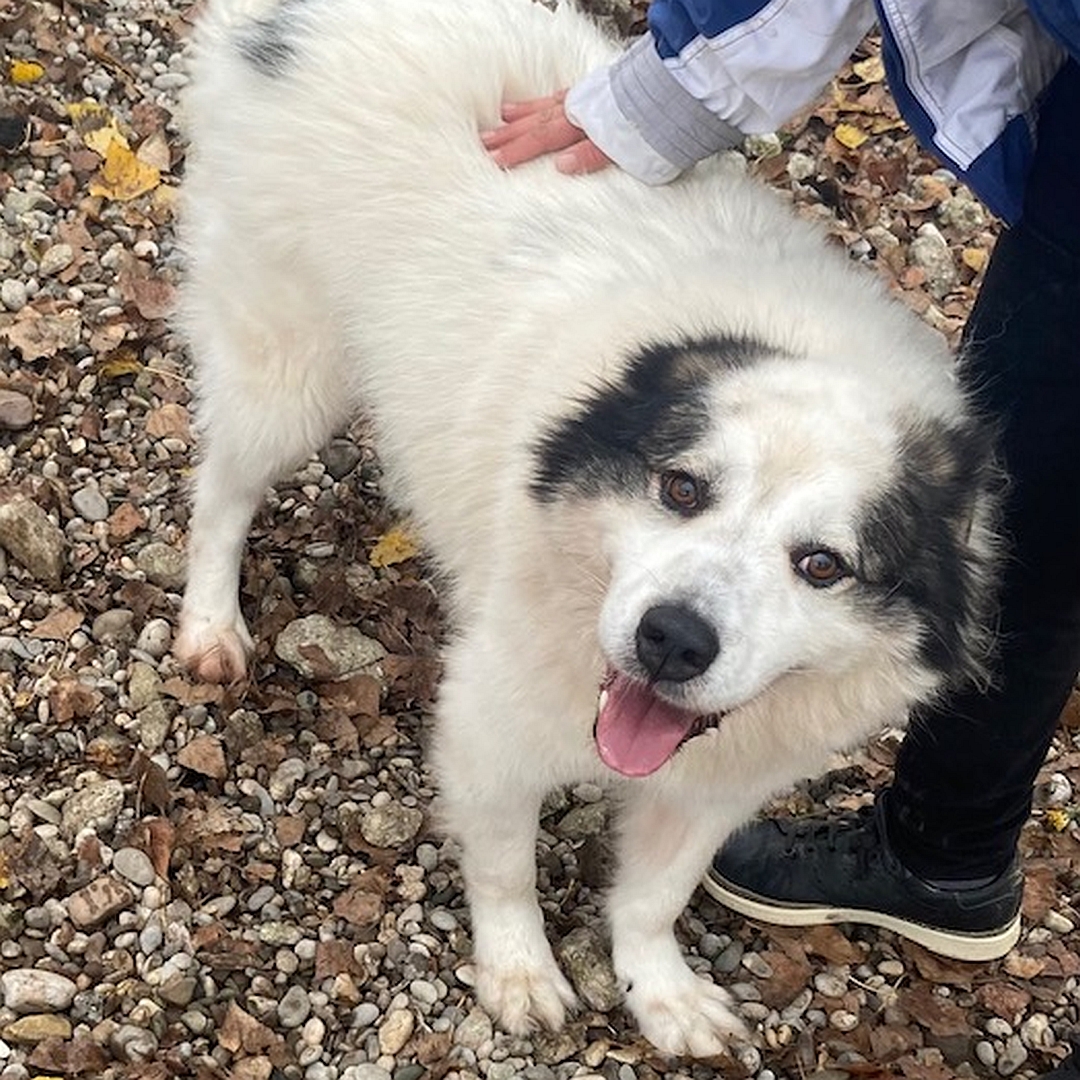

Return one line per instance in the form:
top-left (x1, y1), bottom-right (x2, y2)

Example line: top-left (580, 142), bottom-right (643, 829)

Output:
top-left (885, 67), bottom-right (1080, 879)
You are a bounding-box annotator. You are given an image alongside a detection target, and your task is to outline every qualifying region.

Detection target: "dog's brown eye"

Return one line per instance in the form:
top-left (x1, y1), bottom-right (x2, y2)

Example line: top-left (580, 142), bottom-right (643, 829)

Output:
top-left (660, 470), bottom-right (705, 515)
top-left (795, 549), bottom-right (848, 587)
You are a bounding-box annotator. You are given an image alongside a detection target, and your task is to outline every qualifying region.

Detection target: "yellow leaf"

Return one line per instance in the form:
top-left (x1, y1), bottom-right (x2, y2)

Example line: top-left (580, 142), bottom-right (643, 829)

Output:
top-left (1046, 807), bottom-right (1072, 832)
top-left (833, 123), bottom-right (869, 150)
top-left (852, 56), bottom-right (885, 84)
top-left (98, 346), bottom-right (144, 379)
top-left (89, 139), bottom-right (161, 201)
top-left (961, 247), bottom-right (987, 273)
top-left (9, 59), bottom-right (45, 85)
top-left (0, 850), bottom-right (9, 889)
top-left (370, 526), bottom-right (419, 568)
top-left (69, 99), bottom-right (129, 156)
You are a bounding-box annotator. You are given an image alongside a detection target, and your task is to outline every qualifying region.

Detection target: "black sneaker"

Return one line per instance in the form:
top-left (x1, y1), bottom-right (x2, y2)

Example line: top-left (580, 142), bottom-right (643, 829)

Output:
top-left (702, 797), bottom-right (1022, 962)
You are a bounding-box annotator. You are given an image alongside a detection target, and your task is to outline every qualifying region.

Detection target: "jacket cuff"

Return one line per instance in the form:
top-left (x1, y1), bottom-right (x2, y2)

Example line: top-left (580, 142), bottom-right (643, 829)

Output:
top-left (566, 35), bottom-right (743, 183)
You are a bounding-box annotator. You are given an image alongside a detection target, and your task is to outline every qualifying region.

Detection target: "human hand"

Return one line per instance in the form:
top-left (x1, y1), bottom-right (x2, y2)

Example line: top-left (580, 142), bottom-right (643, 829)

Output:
top-left (481, 91), bottom-right (611, 174)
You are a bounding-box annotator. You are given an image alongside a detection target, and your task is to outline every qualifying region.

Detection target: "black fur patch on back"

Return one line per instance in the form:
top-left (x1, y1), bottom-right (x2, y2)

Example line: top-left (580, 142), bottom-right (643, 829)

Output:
top-left (236, 2), bottom-right (307, 76)
top-left (856, 415), bottom-right (1000, 682)
top-left (531, 335), bottom-right (773, 502)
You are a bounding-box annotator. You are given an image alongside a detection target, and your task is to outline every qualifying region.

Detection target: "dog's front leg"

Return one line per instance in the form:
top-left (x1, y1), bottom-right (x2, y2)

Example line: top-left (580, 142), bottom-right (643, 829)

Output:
top-left (609, 788), bottom-right (748, 1058)
top-left (452, 788), bottom-right (577, 1033)
top-left (434, 656), bottom-right (578, 1034)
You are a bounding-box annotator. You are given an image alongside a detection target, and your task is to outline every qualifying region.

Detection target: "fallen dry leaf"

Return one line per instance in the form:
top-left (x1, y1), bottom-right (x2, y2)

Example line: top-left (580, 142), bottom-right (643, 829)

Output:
top-left (107, 501), bottom-right (146, 540)
top-left (48, 678), bottom-right (102, 723)
top-left (130, 817), bottom-right (176, 879)
top-left (370, 524), bottom-right (419, 567)
top-left (1, 307), bottom-right (81, 360)
top-left (177, 733), bottom-right (228, 780)
top-left (144, 401), bottom-right (190, 442)
top-left (216, 1002), bottom-right (280, 1055)
top-left (1003, 952), bottom-right (1048, 979)
top-left (333, 883), bottom-right (384, 928)
top-left (90, 136), bottom-right (161, 202)
top-left (898, 984), bottom-right (974, 1038)
top-left (975, 981), bottom-right (1032, 1023)
top-left (30, 606), bottom-right (84, 640)
top-left (834, 122), bottom-right (870, 150)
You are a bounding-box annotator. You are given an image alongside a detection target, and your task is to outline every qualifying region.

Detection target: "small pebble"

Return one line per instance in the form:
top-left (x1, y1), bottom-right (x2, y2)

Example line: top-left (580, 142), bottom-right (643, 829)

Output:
top-left (112, 847), bottom-right (156, 887)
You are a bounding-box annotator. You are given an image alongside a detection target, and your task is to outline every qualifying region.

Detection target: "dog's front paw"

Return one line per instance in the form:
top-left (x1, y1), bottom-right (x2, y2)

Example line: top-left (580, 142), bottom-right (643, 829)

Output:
top-left (174, 612), bottom-right (253, 683)
top-left (475, 958), bottom-right (578, 1035)
top-left (627, 970), bottom-right (747, 1058)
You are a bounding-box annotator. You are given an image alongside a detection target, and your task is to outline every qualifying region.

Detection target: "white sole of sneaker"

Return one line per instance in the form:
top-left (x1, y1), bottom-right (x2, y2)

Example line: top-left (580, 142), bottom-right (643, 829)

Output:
top-left (700, 874), bottom-right (1022, 963)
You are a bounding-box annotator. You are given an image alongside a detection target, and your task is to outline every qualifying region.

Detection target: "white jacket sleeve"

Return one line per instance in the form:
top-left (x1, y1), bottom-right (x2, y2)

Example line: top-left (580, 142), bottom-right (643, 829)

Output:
top-left (566, 0), bottom-right (877, 183)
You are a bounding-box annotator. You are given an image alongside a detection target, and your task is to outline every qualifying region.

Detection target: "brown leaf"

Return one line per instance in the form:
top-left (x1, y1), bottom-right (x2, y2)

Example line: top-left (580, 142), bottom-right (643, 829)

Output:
top-left (1, 306), bottom-right (81, 360)
top-left (275, 815), bottom-right (306, 848)
top-left (199, 933), bottom-right (262, 972)
top-left (108, 500), bottom-right (146, 540)
top-left (318, 673), bottom-right (381, 717)
top-left (131, 750), bottom-right (172, 816)
top-left (898, 985), bottom-right (974, 1038)
top-left (315, 710), bottom-right (360, 754)
top-left (127, 817), bottom-right (176, 879)
top-left (869, 1024), bottom-right (923, 1062)
top-left (332, 883), bottom-right (384, 928)
top-left (144, 401), bottom-right (190, 442)
top-left (902, 942), bottom-right (977, 989)
top-left (1059, 690), bottom-right (1080, 729)
top-left (974, 981), bottom-right (1031, 1023)
top-left (216, 1002), bottom-right (279, 1055)
top-left (896, 1054), bottom-right (953, 1080)
top-left (414, 1030), bottom-right (454, 1065)
top-left (30, 606), bottom-right (84, 640)
top-left (160, 675), bottom-right (225, 707)
top-left (1022, 859), bottom-right (1062, 922)
top-left (1003, 952), bottom-right (1047, 979)
top-left (315, 940), bottom-right (361, 979)
top-left (47, 676), bottom-right (102, 722)
top-left (27, 1032), bottom-right (109, 1075)
top-left (177, 734), bottom-right (228, 780)
top-left (802, 924), bottom-right (863, 965)
top-left (758, 949), bottom-right (813, 1008)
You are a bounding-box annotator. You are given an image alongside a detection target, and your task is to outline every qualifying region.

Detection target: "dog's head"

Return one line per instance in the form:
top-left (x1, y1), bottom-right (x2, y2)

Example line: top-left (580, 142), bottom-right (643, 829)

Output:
top-left (531, 335), bottom-right (1001, 777)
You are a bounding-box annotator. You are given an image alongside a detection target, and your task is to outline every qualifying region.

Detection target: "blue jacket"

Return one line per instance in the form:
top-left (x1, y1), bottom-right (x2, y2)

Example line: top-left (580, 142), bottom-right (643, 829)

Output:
top-left (565, 0), bottom-right (1080, 224)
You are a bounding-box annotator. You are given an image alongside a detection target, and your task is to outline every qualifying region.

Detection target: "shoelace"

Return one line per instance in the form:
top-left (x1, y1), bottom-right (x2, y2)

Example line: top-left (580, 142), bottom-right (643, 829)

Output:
top-left (776, 805), bottom-right (882, 877)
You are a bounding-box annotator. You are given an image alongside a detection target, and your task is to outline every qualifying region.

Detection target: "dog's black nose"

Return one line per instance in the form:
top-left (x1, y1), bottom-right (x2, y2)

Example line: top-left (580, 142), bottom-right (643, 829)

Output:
top-left (635, 604), bottom-right (719, 682)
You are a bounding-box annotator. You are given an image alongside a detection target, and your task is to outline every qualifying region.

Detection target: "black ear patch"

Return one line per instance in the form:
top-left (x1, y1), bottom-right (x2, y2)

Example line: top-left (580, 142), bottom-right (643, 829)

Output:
top-left (856, 414), bottom-right (1002, 683)
top-left (530, 335), bottom-right (772, 502)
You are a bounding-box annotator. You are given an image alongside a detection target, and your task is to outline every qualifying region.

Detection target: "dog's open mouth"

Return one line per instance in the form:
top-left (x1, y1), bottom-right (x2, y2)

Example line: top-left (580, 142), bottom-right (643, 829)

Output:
top-left (594, 669), bottom-right (723, 778)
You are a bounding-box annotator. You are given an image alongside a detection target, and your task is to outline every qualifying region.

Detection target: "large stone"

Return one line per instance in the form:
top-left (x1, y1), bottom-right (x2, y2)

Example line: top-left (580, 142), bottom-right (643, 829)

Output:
top-left (136, 542), bottom-right (187, 590)
top-left (360, 802), bottom-right (423, 848)
top-left (67, 875), bottom-right (134, 928)
top-left (0, 495), bottom-right (65, 584)
top-left (555, 927), bottom-right (621, 1012)
top-left (2, 1013), bottom-right (73, 1043)
top-left (1, 969), bottom-right (78, 1013)
top-left (0, 389), bottom-right (33, 430)
top-left (275, 614), bottom-right (385, 680)
top-left (61, 779), bottom-right (125, 839)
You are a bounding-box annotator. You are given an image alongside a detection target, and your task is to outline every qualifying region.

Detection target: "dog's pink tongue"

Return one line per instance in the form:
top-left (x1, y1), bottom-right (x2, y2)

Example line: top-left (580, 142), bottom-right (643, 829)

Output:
top-left (596, 672), bottom-right (698, 777)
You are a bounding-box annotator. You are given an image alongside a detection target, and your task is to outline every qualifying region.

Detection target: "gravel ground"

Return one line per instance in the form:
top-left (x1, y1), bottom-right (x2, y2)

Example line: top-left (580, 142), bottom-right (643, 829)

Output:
top-left (1, 2), bottom-right (1080, 1079)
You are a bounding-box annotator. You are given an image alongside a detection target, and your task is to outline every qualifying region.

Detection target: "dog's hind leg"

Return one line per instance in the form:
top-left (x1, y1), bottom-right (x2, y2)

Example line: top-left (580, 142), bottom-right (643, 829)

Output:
top-left (176, 314), bottom-right (352, 683)
top-left (608, 789), bottom-right (750, 1057)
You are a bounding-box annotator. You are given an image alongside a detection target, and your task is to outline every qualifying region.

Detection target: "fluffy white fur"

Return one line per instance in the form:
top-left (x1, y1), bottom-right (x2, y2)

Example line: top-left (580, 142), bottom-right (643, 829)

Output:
top-left (177, 0), bottom-right (995, 1057)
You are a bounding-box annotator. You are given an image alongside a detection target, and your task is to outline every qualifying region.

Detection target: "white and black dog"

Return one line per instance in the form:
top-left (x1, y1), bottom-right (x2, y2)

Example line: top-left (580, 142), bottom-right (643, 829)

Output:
top-left (176, 0), bottom-right (1000, 1057)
